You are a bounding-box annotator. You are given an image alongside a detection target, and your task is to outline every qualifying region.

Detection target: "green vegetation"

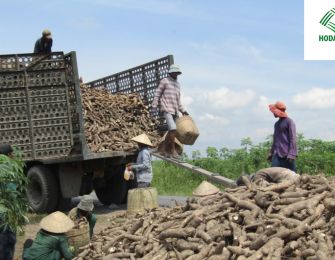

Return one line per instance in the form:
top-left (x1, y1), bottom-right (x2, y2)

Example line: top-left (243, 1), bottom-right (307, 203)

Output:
top-left (0, 151), bottom-right (29, 233)
top-left (152, 134), bottom-right (335, 195)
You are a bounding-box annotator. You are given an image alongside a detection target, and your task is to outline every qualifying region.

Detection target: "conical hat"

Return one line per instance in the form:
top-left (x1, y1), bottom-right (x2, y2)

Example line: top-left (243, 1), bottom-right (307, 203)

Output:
top-left (131, 133), bottom-right (153, 147)
top-left (192, 181), bottom-right (220, 197)
top-left (40, 211), bottom-right (74, 233)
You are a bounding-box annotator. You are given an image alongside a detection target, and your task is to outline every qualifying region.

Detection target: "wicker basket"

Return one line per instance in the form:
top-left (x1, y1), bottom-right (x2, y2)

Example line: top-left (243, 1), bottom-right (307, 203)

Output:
top-left (127, 187), bottom-right (158, 213)
top-left (66, 222), bottom-right (90, 254)
top-left (176, 116), bottom-right (199, 145)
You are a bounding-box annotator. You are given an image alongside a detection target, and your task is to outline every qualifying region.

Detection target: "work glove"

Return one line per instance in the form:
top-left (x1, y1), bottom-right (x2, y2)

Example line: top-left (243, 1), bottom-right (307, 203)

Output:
top-left (182, 111), bottom-right (189, 116)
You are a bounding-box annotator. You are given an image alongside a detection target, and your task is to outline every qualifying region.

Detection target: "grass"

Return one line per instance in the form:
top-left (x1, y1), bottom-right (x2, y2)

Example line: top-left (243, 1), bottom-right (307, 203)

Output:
top-left (152, 160), bottom-right (221, 196)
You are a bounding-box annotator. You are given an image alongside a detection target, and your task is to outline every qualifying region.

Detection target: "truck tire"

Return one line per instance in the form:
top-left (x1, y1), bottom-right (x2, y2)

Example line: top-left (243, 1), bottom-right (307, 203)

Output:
top-left (94, 167), bottom-right (128, 205)
top-left (26, 165), bottom-right (59, 213)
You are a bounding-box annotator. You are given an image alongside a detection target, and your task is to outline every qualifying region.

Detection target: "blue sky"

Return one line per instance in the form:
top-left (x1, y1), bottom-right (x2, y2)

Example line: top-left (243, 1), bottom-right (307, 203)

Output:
top-left (1, 0), bottom-right (335, 154)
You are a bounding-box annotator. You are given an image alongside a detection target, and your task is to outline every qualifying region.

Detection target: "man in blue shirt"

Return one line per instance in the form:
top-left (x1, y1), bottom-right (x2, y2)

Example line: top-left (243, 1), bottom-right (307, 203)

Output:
top-left (268, 102), bottom-right (297, 172)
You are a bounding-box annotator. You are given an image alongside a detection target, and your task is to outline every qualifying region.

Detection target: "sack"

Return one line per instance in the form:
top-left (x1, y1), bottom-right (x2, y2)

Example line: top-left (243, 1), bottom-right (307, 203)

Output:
top-left (176, 116), bottom-right (199, 145)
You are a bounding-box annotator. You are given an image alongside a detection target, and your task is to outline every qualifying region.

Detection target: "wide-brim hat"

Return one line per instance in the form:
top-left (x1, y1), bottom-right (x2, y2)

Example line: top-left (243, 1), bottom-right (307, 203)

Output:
top-left (77, 195), bottom-right (94, 211)
top-left (269, 101), bottom-right (288, 118)
top-left (192, 181), bottom-right (220, 197)
top-left (131, 134), bottom-right (153, 147)
top-left (168, 64), bottom-right (182, 75)
top-left (40, 211), bottom-right (74, 233)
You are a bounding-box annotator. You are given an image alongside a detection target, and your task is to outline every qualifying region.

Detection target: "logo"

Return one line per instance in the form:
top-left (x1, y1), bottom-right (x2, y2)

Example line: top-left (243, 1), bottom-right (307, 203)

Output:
top-left (319, 6), bottom-right (335, 41)
top-left (320, 7), bottom-right (335, 32)
top-left (304, 0), bottom-right (335, 60)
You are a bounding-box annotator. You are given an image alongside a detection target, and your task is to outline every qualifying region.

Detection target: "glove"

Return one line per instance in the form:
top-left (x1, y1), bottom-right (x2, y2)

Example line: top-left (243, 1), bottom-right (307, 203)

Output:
top-left (182, 111), bottom-right (189, 116)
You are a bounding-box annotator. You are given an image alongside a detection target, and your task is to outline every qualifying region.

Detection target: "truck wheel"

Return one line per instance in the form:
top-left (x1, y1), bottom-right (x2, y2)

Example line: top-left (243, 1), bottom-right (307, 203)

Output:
top-left (26, 165), bottom-right (59, 213)
top-left (94, 167), bottom-right (128, 205)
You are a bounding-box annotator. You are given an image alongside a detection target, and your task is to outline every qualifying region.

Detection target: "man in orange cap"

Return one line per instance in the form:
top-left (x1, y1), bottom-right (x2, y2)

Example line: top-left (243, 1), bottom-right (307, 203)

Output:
top-left (268, 101), bottom-right (297, 172)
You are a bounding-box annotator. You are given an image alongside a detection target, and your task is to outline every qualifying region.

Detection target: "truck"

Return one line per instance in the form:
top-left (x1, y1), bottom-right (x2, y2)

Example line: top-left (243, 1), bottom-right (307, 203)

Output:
top-left (0, 51), bottom-right (173, 213)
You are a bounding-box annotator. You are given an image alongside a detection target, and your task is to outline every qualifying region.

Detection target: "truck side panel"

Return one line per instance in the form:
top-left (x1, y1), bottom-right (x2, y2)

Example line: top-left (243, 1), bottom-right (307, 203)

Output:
top-left (0, 52), bottom-right (78, 161)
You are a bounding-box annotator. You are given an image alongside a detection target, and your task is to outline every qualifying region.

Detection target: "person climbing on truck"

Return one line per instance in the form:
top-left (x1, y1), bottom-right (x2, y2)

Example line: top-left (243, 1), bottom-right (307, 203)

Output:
top-left (152, 64), bottom-right (189, 158)
top-left (267, 101), bottom-right (297, 172)
top-left (34, 29), bottom-right (53, 54)
top-left (127, 134), bottom-right (153, 188)
top-left (68, 195), bottom-right (97, 238)
top-left (23, 211), bottom-right (74, 260)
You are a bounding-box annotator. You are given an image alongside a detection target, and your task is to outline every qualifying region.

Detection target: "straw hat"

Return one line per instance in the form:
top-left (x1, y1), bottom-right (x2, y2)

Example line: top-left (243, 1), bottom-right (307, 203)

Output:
top-left (40, 211), bottom-right (74, 233)
top-left (77, 195), bottom-right (94, 211)
top-left (131, 134), bottom-right (153, 147)
top-left (192, 181), bottom-right (220, 197)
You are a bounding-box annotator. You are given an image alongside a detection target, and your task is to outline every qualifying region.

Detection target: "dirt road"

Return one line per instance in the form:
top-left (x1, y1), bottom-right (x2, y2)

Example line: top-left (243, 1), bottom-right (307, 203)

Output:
top-left (14, 195), bottom-right (186, 259)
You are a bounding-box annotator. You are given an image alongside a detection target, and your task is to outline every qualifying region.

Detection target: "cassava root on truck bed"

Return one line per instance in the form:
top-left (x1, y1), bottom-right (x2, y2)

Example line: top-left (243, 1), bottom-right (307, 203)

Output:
top-left (81, 86), bottom-right (161, 152)
top-left (74, 174), bottom-right (335, 259)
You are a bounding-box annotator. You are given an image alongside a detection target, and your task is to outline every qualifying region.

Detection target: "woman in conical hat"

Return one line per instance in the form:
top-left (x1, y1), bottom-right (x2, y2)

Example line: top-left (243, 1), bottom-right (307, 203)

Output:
top-left (23, 211), bottom-right (74, 260)
top-left (127, 133), bottom-right (153, 188)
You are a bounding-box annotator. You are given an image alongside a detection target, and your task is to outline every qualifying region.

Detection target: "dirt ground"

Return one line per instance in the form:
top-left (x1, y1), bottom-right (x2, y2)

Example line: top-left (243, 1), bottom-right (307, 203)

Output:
top-left (14, 207), bottom-right (127, 260)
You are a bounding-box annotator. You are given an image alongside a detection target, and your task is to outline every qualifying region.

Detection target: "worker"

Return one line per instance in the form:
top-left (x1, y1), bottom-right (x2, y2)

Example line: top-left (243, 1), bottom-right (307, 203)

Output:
top-left (23, 211), bottom-right (74, 260)
top-left (236, 167), bottom-right (300, 186)
top-left (34, 29), bottom-right (53, 54)
top-left (267, 101), bottom-right (297, 172)
top-left (127, 133), bottom-right (153, 188)
top-left (0, 144), bottom-right (16, 260)
top-left (68, 195), bottom-right (97, 238)
top-left (152, 64), bottom-right (189, 158)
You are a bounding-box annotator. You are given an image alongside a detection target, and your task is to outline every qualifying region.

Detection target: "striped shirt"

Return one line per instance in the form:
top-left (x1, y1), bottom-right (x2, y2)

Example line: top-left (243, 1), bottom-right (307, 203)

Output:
top-left (152, 76), bottom-right (185, 114)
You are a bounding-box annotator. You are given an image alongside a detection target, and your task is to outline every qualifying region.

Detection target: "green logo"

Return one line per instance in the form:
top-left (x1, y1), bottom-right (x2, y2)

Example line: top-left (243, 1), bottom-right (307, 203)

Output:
top-left (320, 7), bottom-right (335, 33)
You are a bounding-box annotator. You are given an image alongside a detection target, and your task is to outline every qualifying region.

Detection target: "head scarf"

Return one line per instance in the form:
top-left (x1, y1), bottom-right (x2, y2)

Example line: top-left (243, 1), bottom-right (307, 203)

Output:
top-left (269, 101), bottom-right (288, 118)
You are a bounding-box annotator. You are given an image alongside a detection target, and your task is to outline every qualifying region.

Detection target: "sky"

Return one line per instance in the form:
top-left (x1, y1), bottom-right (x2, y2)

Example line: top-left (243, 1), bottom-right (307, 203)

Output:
top-left (1, 0), bottom-right (335, 155)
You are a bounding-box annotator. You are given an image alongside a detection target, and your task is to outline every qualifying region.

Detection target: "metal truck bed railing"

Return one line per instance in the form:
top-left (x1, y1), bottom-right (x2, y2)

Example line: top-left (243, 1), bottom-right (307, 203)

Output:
top-left (0, 52), bottom-right (80, 161)
top-left (86, 55), bottom-right (174, 131)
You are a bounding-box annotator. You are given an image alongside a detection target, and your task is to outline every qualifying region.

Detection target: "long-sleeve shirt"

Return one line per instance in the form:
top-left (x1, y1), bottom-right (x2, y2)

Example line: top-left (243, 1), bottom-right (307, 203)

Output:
top-left (68, 207), bottom-right (97, 238)
top-left (132, 148), bottom-right (153, 183)
top-left (252, 167), bottom-right (300, 183)
top-left (152, 76), bottom-right (185, 114)
top-left (23, 230), bottom-right (73, 260)
top-left (34, 37), bottom-right (53, 54)
top-left (271, 117), bottom-right (297, 159)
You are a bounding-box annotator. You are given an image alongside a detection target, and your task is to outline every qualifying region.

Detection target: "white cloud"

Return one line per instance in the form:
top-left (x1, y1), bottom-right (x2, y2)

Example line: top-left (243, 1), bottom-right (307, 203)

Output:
top-left (293, 88), bottom-right (335, 109)
top-left (198, 113), bottom-right (229, 126)
top-left (205, 87), bottom-right (255, 109)
top-left (181, 94), bottom-right (193, 107)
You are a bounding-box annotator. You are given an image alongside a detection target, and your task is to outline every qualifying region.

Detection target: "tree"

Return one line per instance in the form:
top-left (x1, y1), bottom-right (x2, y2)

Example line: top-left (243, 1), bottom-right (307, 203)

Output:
top-left (206, 147), bottom-right (219, 158)
top-left (0, 152), bottom-right (29, 233)
top-left (241, 137), bottom-right (252, 152)
top-left (192, 150), bottom-right (201, 160)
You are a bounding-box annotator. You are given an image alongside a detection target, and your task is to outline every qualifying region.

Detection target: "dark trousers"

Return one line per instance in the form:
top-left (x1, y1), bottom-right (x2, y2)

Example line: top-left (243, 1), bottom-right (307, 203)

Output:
top-left (0, 230), bottom-right (16, 260)
top-left (137, 182), bottom-right (150, 188)
top-left (271, 154), bottom-right (296, 172)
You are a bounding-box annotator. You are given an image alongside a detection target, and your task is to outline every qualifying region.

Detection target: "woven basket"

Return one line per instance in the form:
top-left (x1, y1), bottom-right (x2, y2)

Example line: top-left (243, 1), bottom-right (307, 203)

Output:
top-left (66, 222), bottom-right (90, 254)
top-left (127, 187), bottom-right (158, 213)
top-left (176, 116), bottom-right (199, 145)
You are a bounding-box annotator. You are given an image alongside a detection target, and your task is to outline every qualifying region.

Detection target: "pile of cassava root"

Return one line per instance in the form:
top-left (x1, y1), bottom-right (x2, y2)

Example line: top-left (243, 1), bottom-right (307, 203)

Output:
top-left (74, 174), bottom-right (335, 260)
top-left (81, 86), bottom-right (161, 152)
